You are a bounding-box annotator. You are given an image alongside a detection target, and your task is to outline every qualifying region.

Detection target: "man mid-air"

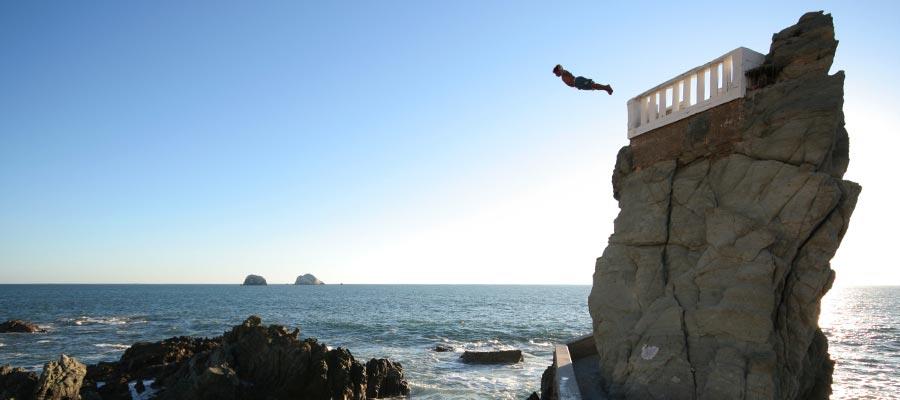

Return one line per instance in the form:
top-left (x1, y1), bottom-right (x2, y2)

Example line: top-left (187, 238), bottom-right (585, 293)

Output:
top-left (553, 64), bottom-right (613, 94)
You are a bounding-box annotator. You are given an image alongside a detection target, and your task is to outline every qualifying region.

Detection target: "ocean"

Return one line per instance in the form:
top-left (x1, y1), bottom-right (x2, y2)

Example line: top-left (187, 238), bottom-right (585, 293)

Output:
top-left (0, 284), bottom-right (897, 399)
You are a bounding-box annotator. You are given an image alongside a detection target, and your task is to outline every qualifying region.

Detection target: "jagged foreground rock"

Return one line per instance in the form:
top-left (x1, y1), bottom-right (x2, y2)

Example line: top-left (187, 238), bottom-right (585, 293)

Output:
top-left (34, 355), bottom-right (86, 400)
top-left (588, 12), bottom-right (859, 400)
top-left (1, 316), bottom-right (409, 400)
top-left (111, 316), bottom-right (408, 400)
top-left (0, 355), bottom-right (87, 400)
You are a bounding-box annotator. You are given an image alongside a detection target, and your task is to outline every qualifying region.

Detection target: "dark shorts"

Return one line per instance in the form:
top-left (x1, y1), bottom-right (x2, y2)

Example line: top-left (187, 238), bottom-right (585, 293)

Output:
top-left (574, 76), bottom-right (594, 90)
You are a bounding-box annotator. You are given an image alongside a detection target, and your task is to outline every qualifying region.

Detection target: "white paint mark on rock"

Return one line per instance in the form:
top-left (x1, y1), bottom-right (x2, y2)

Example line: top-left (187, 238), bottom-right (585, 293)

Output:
top-left (641, 344), bottom-right (659, 360)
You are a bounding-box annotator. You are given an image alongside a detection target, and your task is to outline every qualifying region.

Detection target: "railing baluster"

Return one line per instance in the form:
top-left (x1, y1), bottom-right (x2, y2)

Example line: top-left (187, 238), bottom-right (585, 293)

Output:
top-left (642, 96), bottom-right (650, 124)
top-left (724, 56), bottom-right (733, 91)
top-left (658, 91), bottom-right (664, 119)
top-left (673, 81), bottom-right (681, 112)
top-left (697, 69), bottom-right (706, 103)
top-left (710, 63), bottom-right (719, 99)
top-left (684, 75), bottom-right (692, 107)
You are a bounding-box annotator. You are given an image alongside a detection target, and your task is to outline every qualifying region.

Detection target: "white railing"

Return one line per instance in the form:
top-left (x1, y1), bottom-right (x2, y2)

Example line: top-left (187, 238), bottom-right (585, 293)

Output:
top-left (627, 47), bottom-right (765, 139)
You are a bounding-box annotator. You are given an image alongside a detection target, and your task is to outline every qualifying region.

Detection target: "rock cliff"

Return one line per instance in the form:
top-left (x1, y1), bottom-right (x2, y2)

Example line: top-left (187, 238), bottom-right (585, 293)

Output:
top-left (588, 12), bottom-right (859, 400)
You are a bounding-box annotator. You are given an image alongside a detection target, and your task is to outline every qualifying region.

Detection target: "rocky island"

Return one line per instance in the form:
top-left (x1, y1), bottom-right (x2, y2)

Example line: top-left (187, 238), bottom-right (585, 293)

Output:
top-left (0, 316), bottom-right (409, 400)
top-left (0, 320), bottom-right (45, 333)
top-left (295, 273), bottom-right (324, 285)
top-left (241, 274), bottom-right (267, 286)
top-left (577, 12), bottom-right (858, 400)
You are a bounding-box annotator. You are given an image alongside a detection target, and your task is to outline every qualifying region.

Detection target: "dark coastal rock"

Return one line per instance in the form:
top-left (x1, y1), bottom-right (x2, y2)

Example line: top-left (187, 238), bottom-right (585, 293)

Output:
top-left (365, 358), bottom-right (410, 398)
top-left (241, 274), bottom-right (267, 285)
top-left (134, 379), bottom-right (146, 393)
top-left (4, 316), bottom-right (406, 400)
top-left (33, 354), bottom-right (86, 400)
top-left (460, 350), bottom-right (523, 364)
top-left (82, 335), bottom-right (221, 399)
top-left (156, 315), bottom-right (384, 399)
top-left (0, 319), bottom-right (46, 333)
top-left (118, 336), bottom-right (220, 378)
top-left (540, 364), bottom-right (556, 400)
top-left (433, 345), bottom-right (454, 352)
top-left (587, 12), bottom-right (859, 399)
top-left (0, 365), bottom-right (39, 399)
top-left (294, 273), bottom-right (324, 285)
top-left (524, 365), bottom-right (557, 400)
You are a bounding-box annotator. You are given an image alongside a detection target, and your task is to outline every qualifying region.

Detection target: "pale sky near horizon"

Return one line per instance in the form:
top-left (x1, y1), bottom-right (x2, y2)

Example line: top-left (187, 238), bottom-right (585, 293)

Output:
top-left (1, 1), bottom-right (897, 286)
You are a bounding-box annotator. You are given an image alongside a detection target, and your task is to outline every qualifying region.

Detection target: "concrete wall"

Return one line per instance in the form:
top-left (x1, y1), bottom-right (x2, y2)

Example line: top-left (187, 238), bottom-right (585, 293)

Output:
top-left (628, 98), bottom-right (744, 169)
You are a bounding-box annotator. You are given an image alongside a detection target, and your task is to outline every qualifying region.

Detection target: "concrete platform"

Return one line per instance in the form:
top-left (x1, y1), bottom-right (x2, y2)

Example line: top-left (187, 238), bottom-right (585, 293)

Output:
top-left (552, 335), bottom-right (608, 400)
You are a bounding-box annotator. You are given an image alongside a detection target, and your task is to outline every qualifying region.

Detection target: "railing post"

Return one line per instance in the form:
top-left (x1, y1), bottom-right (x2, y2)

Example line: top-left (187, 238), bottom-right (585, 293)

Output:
top-left (724, 55), bottom-right (734, 91)
top-left (642, 96), bottom-right (650, 124)
top-left (710, 63), bottom-right (719, 99)
top-left (658, 91), bottom-right (665, 119)
top-left (697, 68), bottom-right (706, 103)
top-left (683, 76), bottom-right (692, 107)
top-left (673, 81), bottom-right (681, 112)
top-left (627, 98), bottom-right (638, 131)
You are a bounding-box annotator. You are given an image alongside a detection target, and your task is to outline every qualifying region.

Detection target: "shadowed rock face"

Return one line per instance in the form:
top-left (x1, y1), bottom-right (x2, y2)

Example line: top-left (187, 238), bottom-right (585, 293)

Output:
top-left (589, 12), bottom-right (859, 400)
top-left (459, 350), bottom-right (524, 364)
top-left (154, 316), bottom-right (409, 400)
top-left (0, 366), bottom-right (38, 399)
top-left (1, 317), bottom-right (407, 400)
top-left (0, 319), bottom-right (46, 333)
top-left (365, 358), bottom-right (410, 399)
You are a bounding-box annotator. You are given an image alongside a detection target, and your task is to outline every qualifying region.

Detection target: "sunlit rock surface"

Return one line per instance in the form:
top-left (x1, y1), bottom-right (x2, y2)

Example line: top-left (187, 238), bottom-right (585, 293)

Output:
top-left (589, 12), bottom-right (859, 400)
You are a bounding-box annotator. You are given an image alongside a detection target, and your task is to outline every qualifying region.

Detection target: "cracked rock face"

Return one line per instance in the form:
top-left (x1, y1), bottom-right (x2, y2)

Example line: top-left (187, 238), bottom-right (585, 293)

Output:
top-left (34, 355), bottom-right (87, 400)
top-left (589, 12), bottom-right (859, 400)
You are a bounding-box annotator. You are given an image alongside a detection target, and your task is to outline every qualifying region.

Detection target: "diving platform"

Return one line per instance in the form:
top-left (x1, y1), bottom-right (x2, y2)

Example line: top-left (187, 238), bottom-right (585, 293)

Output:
top-left (627, 47), bottom-right (764, 139)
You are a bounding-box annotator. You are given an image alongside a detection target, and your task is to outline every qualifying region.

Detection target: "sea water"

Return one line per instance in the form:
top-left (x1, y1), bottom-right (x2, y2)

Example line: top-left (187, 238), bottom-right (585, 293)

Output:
top-left (820, 286), bottom-right (900, 399)
top-left (0, 285), bottom-right (897, 399)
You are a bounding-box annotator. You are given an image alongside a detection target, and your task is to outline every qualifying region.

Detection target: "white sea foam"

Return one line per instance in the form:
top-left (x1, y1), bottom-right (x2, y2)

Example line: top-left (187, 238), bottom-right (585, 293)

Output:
top-left (528, 339), bottom-right (553, 347)
top-left (94, 343), bottom-right (131, 350)
top-left (75, 317), bottom-right (124, 326)
top-left (72, 316), bottom-right (146, 326)
top-left (128, 379), bottom-right (157, 400)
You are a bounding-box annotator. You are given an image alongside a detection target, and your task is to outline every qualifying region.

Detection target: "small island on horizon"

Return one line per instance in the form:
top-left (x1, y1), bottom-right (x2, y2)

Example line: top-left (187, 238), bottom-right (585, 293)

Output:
top-left (240, 274), bottom-right (325, 286)
top-left (295, 274), bottom-right (324, 285)
top-left (241, 274), bottom-right (267, 286)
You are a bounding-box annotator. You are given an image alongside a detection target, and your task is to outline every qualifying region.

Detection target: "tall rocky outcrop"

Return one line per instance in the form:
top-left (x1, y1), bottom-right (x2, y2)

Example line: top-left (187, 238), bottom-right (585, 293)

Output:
top-left (588, 12), bottom-right (858, 400)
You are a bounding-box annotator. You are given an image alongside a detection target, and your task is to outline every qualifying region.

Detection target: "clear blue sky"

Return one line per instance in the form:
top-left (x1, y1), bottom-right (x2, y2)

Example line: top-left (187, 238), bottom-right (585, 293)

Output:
top-left (1, 1), bottom-right (897, 285)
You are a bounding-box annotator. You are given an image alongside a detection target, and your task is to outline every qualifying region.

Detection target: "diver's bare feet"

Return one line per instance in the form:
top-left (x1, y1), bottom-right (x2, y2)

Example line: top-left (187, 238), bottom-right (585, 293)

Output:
top-left (606, 86), bottom-right (613, 95)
